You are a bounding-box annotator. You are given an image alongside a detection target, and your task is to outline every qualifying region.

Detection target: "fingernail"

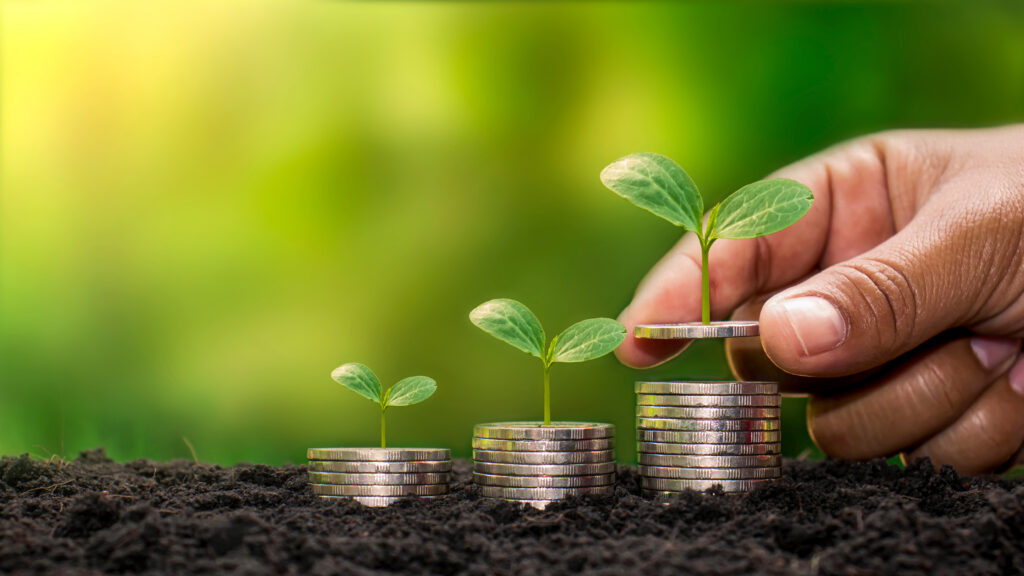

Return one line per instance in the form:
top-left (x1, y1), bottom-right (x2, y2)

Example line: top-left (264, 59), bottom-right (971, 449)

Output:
top-left (775, 296), bottom-right (847, 357)
top-left (970, 336), bottom-right (1019, 371)
top-left (1010, 357), bottom-right (1024, 397)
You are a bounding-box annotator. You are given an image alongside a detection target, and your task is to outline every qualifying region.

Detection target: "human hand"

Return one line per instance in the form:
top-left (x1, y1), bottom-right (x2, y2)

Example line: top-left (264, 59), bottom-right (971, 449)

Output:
top-left (616, 125), bottom-right (1024, 474)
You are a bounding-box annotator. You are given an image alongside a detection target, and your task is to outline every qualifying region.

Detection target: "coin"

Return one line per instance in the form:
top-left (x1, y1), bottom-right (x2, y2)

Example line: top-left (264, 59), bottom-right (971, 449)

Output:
top-left (473, 461), bottom-right (615, 477)
top-left (638, 453), bottom-right (781, 468)
top-left (307, 460), bottom-right (452, 474)
top-left (635, 382), bottom-right (778, 395)
top-left (636, 406), bottom-right (781, 419)
top-left (636, 394), bottom-right (782, 407)
top-left (638, 465), bottom-right (780, 480)
top-left (506, 499), bottom-right (555, 510)
top-left (473, 472), bottom-right (615, 488)
top-left (478, 485), bottom-right (614, 500)
top-left (474, 422), bottom-right (615, 441)
top-left (309, 483), bottom-right (449, 497)
top-left (641, 477), bottom-right (773, 492)
top-left (637, 441), bottom-right (782, 455)
top-left (317, 495), bottom-right (443, 507)
top-left (307, 448), bottom-right (450, 462)
top-left (637, 429), bottom-right (782, 443)
top-left (634, 321), bottom-right (759, 339)
top-left (307, 471), bottom-right (451, 485)
top-left (472, 437), bottom-right (614, 452)
top-left (472, 449), bottom-right (615, 465)
top-left (635, 417), bottom-right (780, 431)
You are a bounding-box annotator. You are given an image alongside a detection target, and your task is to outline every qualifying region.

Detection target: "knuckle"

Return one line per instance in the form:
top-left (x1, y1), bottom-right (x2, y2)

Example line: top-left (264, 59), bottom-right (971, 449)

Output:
top-left (830, 257), bottom-right (918, 348)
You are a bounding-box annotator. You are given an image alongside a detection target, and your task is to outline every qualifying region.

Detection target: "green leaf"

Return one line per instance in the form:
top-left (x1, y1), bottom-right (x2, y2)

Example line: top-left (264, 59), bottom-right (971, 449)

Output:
top-left (331, 363), bottom-right (382, 404)
top-left (704, 202), bottom-right (721, 243)
top-left (385, 376), bottom-right (437, 407)
top-left (600, 153), bottom-right (704, 234)
top-left (550, 318), bottom-right (626, 364)
top-left (470, 298), bottom-right (546, 359)
top-left (713, 178), bottom-right (814, 240)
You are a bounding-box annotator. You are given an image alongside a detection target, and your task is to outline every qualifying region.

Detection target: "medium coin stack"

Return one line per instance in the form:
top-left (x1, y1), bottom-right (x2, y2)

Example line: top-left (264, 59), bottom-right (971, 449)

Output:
top-left (306, 447), bottom-right (451, 507)
top-left (473, 422), bottom-right (616, 509)
top-left (635, 381), bottom-right (782, 495)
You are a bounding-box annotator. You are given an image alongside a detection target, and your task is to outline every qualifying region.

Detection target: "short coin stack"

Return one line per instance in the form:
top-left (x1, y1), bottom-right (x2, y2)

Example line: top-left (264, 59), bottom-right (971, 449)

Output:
top-left (473, 422), bottom-right (616, 509)
top-left (635, 381), bottom-right (782, 495)
top-left (307, 447), bottom-right (451, 507)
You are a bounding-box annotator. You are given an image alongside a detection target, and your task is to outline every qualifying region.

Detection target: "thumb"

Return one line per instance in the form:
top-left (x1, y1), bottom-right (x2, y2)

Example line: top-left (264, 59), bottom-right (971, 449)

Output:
top-left (759, 214), bottom-right (1001, 377)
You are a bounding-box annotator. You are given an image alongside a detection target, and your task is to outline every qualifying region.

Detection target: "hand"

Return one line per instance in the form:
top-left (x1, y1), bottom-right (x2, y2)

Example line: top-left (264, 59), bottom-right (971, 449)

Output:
top-left (616, 125), bottom-right (1024, 474)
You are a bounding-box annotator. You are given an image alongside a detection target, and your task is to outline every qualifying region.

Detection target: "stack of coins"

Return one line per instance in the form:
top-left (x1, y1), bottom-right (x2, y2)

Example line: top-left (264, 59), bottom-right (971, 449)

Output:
top-left (472, 422), bottom-right (616, 509)
top-left (635, 381), bottom-right (782, 495)
top-left (306, 447), bottom-right (451, 507)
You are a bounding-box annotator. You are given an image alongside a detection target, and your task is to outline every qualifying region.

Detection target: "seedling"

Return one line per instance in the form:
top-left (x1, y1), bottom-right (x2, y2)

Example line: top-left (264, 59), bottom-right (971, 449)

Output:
top-left (600, 153), bottom-right (814, 324)
top-left (470, 299), bottom-right (626, 425)
top-left (330, 363), bottom-right (437, 448)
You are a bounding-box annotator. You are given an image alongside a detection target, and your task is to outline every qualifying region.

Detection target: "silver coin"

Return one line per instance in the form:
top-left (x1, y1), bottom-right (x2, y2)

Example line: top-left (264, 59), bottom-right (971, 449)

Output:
top-left (635, 381), bottom-right (778, 395)
top-left (307, 448), bottom-right (450, 462)
top-left (507, 499), bottom-right (555, 510)
top-left (307, 460), bottom-right (452, 474)
top-left (638, 453), bottom-right (781, 468)
top-left (473, 449), bottom-right (615, 465)
top-left (637, 441), bottom-right (782, 455)
top-left (641, 477), bottom-right (773, 493)
top-left (309, 483), bottom-right (449, 497)
top-left (637, 429), bottom-right (782, 443)
top-left (634, 321), bottom-right (759, 340)
top-left (307, 471), bottom-right (451, 485)
top-left (636, 406), bottom-right (781, 419)
top-left (473, 472), bottom-right (615, 488)
top-left (478, 485), bottom-right (614, 500)
top-left (637, 394), bottom-right (782, 407)
top-left (317, 495), bottom-right (442, 507)
top-left (474, 422), bottom-right (614, 441)
top-left (472, 437), bottom-right (614, 452)
top-left (639, 465), bottom-right (780, 480)
top-left (636, 417), bottom-right (780, 431)
top-left (473, 461), bottom-right (615, 476)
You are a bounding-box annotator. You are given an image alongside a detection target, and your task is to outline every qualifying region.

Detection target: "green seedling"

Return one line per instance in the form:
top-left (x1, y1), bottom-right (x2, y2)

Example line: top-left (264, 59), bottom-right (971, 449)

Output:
top-left (601, 153), bottom-right (814, 324)
top-left (330, 363), bottom-right (437, 448)
top-left (470, 299), bottom-right (626, 426)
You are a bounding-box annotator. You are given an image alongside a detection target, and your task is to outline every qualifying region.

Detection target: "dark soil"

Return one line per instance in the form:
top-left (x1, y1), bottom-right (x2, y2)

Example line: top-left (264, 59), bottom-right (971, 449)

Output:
top-left (1, 449), bottom-right (1022, 575)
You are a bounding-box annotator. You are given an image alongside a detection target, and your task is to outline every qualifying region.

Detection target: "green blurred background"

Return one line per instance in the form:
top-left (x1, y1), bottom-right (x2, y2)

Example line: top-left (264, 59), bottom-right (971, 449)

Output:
top-left (2, 2), bottom-right (1023, 465)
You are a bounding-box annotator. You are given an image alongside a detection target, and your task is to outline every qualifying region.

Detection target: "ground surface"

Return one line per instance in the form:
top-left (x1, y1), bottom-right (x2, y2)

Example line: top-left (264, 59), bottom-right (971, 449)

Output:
top-left (1, 449), bottom-right (1022, 575)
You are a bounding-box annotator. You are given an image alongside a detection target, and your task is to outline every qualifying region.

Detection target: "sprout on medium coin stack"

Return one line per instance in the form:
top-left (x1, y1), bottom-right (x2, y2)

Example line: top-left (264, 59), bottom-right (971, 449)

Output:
top-left (601, 152), bottom-right (815, 497)
top-left (307, 363), bottom-right (451, 507)
top-left (469, 299), bottom-right (626, 508)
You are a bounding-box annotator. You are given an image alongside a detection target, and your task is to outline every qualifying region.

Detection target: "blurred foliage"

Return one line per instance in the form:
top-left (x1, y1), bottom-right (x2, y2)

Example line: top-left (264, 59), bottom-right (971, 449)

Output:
top-left (1, 2), bottom-right (1022, 465)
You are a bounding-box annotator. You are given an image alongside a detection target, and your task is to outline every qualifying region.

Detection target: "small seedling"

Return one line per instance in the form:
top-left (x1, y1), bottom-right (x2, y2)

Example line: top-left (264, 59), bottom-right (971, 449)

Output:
top-left (470, 299), bottom-right (626, 425)
top-left (601, 153), bottom-right (814, 324)
top-left (330, 363), bottom-right (437, 448)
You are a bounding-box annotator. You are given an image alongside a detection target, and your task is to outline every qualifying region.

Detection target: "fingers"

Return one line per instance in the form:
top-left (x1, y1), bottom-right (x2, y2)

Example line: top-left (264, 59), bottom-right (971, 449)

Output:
top-left (616, 137), bottom-right (894, 368)
top-left (904, 356), bottom-right (1024, 474)
top-left (806, 336), bottom-right (1019, 461)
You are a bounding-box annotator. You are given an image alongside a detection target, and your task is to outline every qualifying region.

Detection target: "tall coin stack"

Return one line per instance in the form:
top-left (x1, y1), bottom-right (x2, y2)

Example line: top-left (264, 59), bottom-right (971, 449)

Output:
top-left (307, 447), bottom-right (452, 507)
top-left (473, 422), bottom-right (616, 509)
top-left (633, 321), bottom-right (782, 496)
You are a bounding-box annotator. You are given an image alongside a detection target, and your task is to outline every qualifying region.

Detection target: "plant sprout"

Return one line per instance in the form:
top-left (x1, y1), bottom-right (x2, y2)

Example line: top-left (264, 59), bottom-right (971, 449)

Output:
top-left (330, 363), bottom-right (437, 449)
top-left (470, 299), bottom-right (626, 426)
top-left (601, 153), bottom-right (814, 324)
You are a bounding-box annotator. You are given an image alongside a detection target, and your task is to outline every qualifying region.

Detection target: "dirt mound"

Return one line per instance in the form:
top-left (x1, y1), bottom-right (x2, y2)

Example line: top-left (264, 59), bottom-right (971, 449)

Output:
top-left (1, 449), bottom-right (1021, 575)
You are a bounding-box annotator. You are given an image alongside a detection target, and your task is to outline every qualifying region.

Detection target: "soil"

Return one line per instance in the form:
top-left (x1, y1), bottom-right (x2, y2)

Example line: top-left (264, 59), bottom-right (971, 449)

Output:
top-left (1, 448), bottom-right (1022, 575)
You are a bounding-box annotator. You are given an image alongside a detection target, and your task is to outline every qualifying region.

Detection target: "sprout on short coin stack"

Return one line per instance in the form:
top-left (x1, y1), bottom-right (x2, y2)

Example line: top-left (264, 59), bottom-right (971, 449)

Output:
top-left (469, 299), bottom-right (625, 508)
top-left (308, 363), bottom-right (451, 507)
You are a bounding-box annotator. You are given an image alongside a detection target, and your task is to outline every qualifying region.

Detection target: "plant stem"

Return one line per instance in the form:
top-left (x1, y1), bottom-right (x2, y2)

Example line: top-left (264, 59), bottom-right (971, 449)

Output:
top-left (380, 408), bottom-right (386, 449)
top-left (543, 363), bottom-right (551, 426)
top-left (701, 242), bottom-right (711, 325)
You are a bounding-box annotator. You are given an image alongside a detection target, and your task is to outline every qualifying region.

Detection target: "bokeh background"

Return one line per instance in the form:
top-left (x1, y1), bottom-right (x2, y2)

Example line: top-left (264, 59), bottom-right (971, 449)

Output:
top-left (2, 2), bottom-right (1023, 465)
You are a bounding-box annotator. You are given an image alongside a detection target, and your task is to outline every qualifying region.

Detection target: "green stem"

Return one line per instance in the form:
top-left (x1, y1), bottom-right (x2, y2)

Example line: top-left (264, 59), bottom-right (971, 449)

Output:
top-left (543, 363), bottom-right (551, 426)
top-left (701, 242), bottom-right (711, 325)
top-left (380, 407), bottom-right (386, 449)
